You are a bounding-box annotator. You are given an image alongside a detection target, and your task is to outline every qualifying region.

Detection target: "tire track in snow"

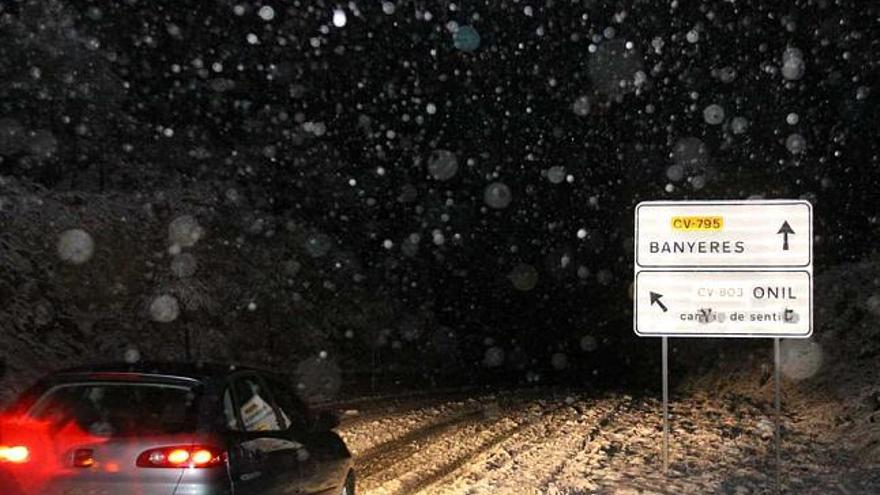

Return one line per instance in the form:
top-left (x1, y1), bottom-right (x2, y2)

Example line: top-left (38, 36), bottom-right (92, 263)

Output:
top-left (545, 396), bottom-right (747, 494)
top-left (542, 398), bottom-right (632, 484)
top-left (338, 391), bottom-right (519, 457)
top-left (340, 398), bottom-right (481, 438)
top-left (422, 395), bottom-right (631, 495)
top-left (355, 407), bottom-right (486, 471)
top-left (361, 393), bottom-right (606, 495)
top-left (540, 396), bottom-right (658, 494)
top-left (329, 385), bottom-right (546, 431)
top-left (346, 390), bottom-right (880, 494)
top-left (334, 388), bottom-right (489, 430)
top-left (357, 395), bottom-right (563, 494)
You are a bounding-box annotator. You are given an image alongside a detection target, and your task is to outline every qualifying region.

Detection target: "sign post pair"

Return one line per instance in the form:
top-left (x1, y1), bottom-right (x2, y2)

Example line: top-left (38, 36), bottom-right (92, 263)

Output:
top-left (633, 199), bottom-right (813, 487)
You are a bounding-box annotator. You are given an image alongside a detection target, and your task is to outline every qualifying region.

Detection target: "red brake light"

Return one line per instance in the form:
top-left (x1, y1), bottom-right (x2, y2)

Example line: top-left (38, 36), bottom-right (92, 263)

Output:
top-left (0, 445), bottom-right (30, 464)
top-left (136, 446), bottom-right (224, 468)
top-left (167, 449), bottom-right (190, 465)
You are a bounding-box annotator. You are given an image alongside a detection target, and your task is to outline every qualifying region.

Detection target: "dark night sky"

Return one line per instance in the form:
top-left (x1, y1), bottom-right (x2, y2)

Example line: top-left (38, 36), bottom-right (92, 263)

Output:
top-left (1, 0), bottom-right (879, 378)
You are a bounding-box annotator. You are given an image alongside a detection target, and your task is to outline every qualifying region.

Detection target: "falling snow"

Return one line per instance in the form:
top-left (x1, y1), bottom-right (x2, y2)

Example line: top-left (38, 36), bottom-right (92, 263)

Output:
top-left (0, 1), bottom-right (878, 491)
top-left (149, 294), bottom-right (180, 323)
top-left (56, 228), bottom-right (95, 265)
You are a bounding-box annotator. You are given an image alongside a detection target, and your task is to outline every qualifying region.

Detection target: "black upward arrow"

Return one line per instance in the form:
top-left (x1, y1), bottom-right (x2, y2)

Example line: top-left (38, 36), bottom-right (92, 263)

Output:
top-left (650, 292), bottom-right (668, 312)
top-left (777, 221), bottom-right (795, 251)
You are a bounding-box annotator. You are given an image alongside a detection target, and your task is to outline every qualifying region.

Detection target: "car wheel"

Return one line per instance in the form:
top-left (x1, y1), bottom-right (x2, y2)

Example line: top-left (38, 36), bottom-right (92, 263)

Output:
top-left (341, 470), bottom-right (355, 495)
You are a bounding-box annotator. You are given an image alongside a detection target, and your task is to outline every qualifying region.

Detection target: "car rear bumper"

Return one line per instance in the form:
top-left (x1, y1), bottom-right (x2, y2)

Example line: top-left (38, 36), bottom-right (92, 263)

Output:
top-left (173, 467), bottom-right (233, 495)
top-left (0, 469), bottom-right (231, 495)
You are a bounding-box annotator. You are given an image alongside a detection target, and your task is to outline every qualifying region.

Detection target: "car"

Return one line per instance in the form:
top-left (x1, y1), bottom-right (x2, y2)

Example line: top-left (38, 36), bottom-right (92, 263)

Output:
top-left (0, 362), bottom-right (355, 495)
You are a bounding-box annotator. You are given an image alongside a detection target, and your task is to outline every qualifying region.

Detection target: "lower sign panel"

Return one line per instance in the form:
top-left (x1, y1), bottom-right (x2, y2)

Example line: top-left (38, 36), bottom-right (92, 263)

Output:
top-left (634, 271), bottom-right (812, 338)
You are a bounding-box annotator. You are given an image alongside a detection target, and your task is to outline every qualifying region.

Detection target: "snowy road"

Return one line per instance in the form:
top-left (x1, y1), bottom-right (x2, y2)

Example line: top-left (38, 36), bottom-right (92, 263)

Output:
top-left (334, 390), bottom-right (879, 495)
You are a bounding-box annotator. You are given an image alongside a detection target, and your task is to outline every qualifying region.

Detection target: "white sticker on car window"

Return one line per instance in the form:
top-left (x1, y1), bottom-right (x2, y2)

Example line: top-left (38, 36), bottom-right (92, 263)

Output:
top-left (240, 393), bottom-right (278, 431)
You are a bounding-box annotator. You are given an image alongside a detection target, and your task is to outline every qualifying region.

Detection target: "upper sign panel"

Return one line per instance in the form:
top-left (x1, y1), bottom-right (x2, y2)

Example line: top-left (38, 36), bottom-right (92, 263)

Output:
top-left (635, 200), bottom-right (812, 268)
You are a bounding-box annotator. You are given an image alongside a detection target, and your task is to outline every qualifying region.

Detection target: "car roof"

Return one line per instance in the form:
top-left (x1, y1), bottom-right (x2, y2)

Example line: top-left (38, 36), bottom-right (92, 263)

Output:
top-left (51, 361), bottom-right (275, 384)
top-left (4, 362), bottom-right (301, 416)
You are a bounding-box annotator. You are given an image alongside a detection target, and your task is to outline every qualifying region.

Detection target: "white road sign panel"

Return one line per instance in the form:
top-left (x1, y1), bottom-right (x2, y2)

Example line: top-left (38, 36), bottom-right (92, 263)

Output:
top-left (635, 200), bottom-right (811, 268)
top-left (633, 199), bottom-right (813, 338)
top-left (634, 271), bottom-right (812, 338)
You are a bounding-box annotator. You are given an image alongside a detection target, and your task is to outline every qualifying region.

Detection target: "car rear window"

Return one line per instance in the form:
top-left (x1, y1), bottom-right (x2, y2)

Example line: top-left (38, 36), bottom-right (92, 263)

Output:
top-left (26, 382), bottom-right (200, 437)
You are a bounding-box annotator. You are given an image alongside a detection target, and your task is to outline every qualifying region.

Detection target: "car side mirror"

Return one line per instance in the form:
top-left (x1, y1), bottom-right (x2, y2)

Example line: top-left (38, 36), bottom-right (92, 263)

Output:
top-left (311, 410), bottom-right (340, 432)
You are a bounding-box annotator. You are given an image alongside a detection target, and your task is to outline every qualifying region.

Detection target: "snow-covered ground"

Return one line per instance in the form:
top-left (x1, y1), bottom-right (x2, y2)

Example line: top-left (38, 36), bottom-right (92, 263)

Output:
top-left (336, 388), bottom-right (879, 494)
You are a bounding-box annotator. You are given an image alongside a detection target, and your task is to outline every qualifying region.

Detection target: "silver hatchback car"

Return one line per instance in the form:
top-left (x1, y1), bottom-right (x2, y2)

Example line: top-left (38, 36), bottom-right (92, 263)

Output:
top-left (0, 363), bottom-right (355, 495)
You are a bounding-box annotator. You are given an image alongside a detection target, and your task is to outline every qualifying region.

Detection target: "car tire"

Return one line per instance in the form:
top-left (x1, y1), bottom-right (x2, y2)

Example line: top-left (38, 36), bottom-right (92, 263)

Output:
top-left (341, 470), bottom-right (355, 495)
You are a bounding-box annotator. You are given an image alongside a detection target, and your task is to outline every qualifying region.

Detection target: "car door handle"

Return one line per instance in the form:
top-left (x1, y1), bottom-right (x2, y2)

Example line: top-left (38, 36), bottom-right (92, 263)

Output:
top-left (240, 470), bottom-right (263, 482)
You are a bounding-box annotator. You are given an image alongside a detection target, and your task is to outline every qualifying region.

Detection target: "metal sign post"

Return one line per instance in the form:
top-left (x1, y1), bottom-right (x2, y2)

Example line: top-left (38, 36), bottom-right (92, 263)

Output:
top-left (662, 336), bottom-right (669, 474)
top-left (774, 338), bottom-right (782, 493)
top-left (633, 200), bottom-right (813, 485)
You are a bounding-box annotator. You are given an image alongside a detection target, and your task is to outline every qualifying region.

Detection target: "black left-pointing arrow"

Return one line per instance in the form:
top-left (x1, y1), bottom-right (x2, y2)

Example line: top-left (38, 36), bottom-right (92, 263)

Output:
top-left (650, 292), bottom-right (668, 312)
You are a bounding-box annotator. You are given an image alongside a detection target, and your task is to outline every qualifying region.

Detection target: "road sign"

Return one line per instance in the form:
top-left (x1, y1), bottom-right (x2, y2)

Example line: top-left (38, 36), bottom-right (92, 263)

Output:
top-left (634, 270), bottom-right (811, 337)
top-left (633, 200), bottom-right (813, 480)
top-left (635, 201), bottom-right (811, 268)
top-left (633, 199), bottom-right (813, 338)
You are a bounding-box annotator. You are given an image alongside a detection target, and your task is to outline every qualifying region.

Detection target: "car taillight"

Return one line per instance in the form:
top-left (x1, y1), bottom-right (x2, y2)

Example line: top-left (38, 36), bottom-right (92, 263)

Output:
top-left (0, 445), bottom-right (30, 464)
top-left (73, 448), bottom-right (95, 468)
top-left (136, 446), bottom-right (225, 468)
